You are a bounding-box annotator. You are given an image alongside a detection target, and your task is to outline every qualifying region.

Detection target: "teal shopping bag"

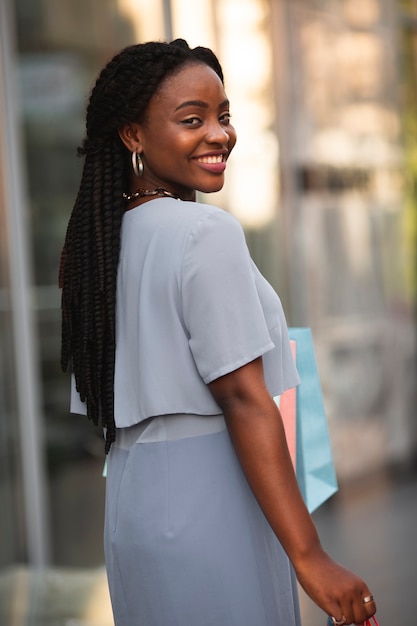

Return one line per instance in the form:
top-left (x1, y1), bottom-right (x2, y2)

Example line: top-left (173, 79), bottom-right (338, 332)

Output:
top-left (289, 328), bottom-right (338, 513)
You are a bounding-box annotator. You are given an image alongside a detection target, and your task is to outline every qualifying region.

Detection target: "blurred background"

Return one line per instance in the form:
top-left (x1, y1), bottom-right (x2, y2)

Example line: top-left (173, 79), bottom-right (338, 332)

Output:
top-left (0, 0), bottom-right (416, 624)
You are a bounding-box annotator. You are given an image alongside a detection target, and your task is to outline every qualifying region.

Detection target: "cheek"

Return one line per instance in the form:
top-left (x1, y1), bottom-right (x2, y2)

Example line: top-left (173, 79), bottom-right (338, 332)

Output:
top-left (159, 132), bottom-right (194, 156)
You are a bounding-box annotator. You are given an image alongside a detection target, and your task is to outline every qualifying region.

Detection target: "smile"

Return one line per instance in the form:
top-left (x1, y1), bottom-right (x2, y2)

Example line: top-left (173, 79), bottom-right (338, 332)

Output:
top-left (193, 154), bottom-right (227, 174)
top-left (195, 155), bottom-right (225, 164)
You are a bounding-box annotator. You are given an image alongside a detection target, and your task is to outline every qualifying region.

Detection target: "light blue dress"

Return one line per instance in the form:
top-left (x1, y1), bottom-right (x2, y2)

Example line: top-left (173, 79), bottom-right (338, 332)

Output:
top-left (74, 199), bottom-right (301, 626)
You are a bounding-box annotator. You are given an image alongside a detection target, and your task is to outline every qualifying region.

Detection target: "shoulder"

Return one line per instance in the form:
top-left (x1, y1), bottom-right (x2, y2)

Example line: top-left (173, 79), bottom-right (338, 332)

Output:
top-left (182, 200), bottom-right (245, 243)
top-left (182, 201), bottom-right (251, 271)
top-left (123, 198), bottom-right (246, 258)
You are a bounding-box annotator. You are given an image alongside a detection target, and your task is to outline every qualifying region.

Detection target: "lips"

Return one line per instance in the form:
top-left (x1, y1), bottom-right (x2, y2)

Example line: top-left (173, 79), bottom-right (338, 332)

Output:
top-left (193, 153), bottom-right (227, 173)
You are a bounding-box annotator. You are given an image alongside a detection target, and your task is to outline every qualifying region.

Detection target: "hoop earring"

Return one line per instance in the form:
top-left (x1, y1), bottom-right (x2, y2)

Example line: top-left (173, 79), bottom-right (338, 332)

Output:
top-left (132, 151), bottom-right (144, 177)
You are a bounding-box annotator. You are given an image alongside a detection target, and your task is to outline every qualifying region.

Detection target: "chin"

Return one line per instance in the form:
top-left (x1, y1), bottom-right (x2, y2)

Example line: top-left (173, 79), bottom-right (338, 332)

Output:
top-left (198, 181), bottom-right (225, 194)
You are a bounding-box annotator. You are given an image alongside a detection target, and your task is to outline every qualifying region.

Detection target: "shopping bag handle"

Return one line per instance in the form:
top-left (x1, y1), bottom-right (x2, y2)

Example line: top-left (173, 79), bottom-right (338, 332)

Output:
top-left (327, 617), bottom-right (379, 626)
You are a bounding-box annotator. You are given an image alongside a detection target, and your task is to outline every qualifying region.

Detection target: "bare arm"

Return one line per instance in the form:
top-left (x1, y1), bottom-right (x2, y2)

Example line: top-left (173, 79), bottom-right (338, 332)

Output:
top-left (209, 357), bottom-right (376, 625)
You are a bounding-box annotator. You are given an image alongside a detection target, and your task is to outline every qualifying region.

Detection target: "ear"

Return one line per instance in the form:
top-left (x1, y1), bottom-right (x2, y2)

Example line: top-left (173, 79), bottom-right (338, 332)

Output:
top-left (118, 122), bottom-right (143, 153)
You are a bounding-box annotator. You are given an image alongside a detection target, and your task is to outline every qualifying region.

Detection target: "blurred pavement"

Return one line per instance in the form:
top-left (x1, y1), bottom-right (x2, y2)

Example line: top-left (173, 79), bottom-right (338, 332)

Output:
top-left (300, 467), bottom-right (417, 625)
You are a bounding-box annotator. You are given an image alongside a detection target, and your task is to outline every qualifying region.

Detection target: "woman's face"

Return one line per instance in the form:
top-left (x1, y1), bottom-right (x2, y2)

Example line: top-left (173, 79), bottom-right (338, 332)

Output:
top-left (122, 63), bottom-right (237, 201)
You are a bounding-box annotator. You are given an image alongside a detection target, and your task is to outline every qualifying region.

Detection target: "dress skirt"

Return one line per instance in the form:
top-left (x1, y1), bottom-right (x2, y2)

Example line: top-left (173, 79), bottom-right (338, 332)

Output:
top-left (104, 414), bottom-right (301, 626)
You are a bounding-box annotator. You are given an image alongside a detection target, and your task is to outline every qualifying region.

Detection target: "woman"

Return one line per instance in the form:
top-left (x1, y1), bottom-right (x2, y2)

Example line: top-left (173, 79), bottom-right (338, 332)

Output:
top-left (60, 39), bottom-right (377, 626)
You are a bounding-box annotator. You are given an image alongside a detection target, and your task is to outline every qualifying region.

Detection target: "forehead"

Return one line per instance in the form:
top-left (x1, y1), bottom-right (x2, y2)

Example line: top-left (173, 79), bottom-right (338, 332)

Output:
top-left (151, 63), bottom-right (227, 110)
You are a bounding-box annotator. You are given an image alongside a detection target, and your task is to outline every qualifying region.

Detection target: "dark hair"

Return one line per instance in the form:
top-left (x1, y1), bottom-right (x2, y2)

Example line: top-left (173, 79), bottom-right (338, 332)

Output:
top-left (59, 39), bottom-right (224, 452)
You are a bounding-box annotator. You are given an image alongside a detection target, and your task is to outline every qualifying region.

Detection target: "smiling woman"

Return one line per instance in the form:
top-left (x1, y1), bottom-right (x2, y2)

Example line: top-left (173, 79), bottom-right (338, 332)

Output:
top-left (60, 39), bottom-right (377, 626)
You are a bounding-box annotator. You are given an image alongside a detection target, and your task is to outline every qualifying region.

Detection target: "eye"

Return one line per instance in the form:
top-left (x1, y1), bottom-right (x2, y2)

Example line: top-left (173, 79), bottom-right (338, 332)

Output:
top-left (219, 112), bottom-right (232, 125)
top-left (181, 117), bottom-right (202, 126)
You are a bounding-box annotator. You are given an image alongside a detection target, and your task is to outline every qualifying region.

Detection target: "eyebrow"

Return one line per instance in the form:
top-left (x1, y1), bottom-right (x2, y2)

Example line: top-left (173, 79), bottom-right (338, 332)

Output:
top-left (174, 99), bottom-right (230, 112)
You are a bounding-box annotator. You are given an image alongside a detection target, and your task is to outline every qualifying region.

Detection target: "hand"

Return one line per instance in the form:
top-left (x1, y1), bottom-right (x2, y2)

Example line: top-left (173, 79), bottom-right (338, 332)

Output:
top-left (295, 546), bottom-right (376, 625)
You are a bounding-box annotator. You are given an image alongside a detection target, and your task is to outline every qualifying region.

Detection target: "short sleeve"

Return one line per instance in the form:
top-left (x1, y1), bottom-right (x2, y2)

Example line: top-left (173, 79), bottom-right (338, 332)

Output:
top-left (182, 209), bottom-right (275, 383)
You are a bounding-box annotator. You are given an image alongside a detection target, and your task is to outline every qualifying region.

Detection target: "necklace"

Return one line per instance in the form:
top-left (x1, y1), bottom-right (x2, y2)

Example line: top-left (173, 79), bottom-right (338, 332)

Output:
top-left (122, 187), bottom-right (181, 202)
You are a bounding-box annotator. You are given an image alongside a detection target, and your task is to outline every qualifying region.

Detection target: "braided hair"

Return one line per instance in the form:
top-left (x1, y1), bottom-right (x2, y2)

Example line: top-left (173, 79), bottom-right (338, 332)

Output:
top-left (59, 39), bottom-right (224, 452)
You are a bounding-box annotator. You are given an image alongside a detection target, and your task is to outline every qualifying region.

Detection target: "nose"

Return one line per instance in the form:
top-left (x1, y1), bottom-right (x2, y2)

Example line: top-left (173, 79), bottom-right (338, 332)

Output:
top-left (206, 121), bottom-right (230, 145)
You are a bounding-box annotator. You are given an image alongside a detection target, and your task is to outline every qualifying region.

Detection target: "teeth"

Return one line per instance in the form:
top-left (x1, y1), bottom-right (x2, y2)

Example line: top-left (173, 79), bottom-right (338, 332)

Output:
top-left (198, 155), bottom-right (223, 164)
